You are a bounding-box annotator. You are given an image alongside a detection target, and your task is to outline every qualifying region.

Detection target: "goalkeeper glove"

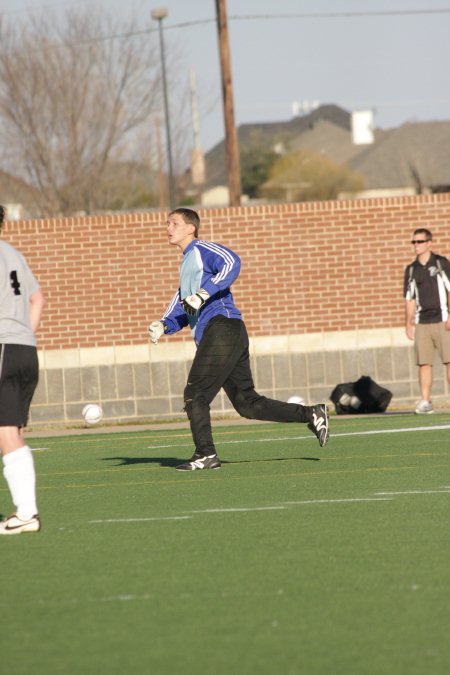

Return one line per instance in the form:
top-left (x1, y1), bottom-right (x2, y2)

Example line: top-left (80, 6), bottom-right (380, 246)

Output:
top-left (181, 289), bottom-right (209, 316)
top-left (148, 321), bottom-right (165, 344)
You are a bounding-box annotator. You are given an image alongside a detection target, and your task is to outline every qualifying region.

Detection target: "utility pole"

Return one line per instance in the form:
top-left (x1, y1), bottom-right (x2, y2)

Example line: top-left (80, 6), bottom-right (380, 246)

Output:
top-left (189, 70), bottom-right (205, 186)
top-left (151, 7), bottom-right (176, 209)
top-left (215, 0), bottom-right (241, 206)
top-left (154, 116), bottom-right (166, 208)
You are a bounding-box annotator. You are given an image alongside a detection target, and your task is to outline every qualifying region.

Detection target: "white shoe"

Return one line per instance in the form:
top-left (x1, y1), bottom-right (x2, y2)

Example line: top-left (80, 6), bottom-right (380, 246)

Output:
top-left (0, 513), bottom-right (41, 535)
top-left (414, 400), bottom-right (434, 414)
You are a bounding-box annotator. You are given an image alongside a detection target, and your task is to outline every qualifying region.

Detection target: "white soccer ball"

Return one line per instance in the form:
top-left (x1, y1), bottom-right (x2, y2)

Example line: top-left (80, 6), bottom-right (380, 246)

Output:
top-left (82, 403), bottom-right (103, 426)
top-left (350, 395), bottom-right (361, 410)
top-left (339, 393), bottom-right (352, 407)
top-left (287, 395), bottom-right (305, 405)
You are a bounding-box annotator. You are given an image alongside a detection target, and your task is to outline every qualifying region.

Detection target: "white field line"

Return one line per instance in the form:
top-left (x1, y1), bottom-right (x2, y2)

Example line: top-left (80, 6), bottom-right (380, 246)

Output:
top-left (28, 422), bottom-right (450, 454)
top-left (89, 515), bottom-right (191, 523)
top-left (374, 489), bottom-right (450, 496)
top-left (146, 423), bottom-right (450, 450)
top-left (89, 488), bottom-right (449, 524)
top-left (0, 588), bottom-right (288, 607)
top-left (189, 506), bottom-right (287, 513)
top-left (284, 497), bottom-right (392, 504)
top-left (331, 424), bottom-right (450, 437)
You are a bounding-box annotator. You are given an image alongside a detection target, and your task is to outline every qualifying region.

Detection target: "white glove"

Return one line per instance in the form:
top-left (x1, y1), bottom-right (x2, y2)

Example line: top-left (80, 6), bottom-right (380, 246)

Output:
top-left (148, 321), bottom-right (165, 344)
top-left (181, 289), bottom-right (209, 316)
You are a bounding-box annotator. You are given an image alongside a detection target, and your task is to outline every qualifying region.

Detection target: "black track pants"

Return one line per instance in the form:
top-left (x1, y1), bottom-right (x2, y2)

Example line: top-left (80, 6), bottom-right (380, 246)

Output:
top-left (184, 315), bottom-right (310, 455)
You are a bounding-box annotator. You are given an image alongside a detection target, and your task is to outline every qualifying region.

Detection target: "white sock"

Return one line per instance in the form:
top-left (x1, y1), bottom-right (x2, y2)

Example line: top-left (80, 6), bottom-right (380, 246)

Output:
top-left (2, 446), bottom-right (38, 520)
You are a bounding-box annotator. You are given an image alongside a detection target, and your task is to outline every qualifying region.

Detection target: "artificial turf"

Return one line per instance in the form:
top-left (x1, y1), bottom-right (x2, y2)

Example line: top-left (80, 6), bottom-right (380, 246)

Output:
top-left (1, 413), bottom-right (449, 674)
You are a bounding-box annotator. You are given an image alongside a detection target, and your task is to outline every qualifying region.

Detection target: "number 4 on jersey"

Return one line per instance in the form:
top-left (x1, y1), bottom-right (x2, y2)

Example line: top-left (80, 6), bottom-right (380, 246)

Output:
top-left (10, 270), bottom-right (21, 295)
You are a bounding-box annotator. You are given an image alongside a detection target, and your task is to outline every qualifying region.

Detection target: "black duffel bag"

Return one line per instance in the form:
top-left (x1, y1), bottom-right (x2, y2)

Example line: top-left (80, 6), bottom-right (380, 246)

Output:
top-left (330, 375), bottom-right (392, 414)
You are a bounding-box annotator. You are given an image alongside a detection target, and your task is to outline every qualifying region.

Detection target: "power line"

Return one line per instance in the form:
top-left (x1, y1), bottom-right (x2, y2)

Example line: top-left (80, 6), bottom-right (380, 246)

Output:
top-left (4, 5), bottom-right (450, 21)
top-left (161, 8), bottom-right (450, 32)
top-left (228, 9), bottom-right (450, 21)
top-left (5, 7), bottom-right (450, 53)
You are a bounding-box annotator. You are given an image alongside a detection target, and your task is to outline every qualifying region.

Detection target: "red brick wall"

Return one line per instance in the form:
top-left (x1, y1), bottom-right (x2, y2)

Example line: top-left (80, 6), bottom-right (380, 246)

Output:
top-left (5, 194), bottom-right (450, 350)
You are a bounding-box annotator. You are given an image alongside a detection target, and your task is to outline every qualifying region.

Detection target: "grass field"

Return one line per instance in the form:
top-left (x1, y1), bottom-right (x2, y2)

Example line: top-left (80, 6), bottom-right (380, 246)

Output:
top-left (1, 413), bottom-right (449, 675)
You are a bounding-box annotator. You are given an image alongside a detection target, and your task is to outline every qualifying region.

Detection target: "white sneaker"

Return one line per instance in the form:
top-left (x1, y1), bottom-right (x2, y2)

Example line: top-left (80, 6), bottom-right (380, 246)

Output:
top-left (0, 513), bottom-right (41, 535)
top-left (414, 400), bottom-right (434, 414)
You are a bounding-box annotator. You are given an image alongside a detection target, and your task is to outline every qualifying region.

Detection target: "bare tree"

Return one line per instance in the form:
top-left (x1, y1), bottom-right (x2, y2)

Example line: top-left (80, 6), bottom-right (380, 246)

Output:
top-left (0, 10), bottom-right (178, 214)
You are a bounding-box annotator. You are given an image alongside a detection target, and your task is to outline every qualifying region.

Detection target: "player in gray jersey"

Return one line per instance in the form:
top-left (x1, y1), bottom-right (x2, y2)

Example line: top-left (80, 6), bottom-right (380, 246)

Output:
top-left (0, 206), bottom-right (45, 535)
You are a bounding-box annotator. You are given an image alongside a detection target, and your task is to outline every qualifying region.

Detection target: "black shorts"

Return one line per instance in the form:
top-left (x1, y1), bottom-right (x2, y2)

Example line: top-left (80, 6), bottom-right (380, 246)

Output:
top-left (0, 344), bottom-right (39, 427)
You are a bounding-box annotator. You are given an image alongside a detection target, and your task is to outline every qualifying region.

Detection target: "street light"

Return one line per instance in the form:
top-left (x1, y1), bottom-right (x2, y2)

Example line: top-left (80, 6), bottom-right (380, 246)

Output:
top-left (151, 7), bottom-right (175, 209)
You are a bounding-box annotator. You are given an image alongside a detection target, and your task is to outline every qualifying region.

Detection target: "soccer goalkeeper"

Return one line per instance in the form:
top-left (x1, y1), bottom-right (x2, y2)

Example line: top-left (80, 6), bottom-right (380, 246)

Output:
top-left (148, 208), bottom-right (329, 471)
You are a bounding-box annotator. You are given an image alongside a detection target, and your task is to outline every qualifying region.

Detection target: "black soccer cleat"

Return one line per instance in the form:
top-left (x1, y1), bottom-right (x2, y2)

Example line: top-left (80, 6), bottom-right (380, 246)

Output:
top-left (176, 452), bottom-right (222, 471)
top-left (307, 404), bottom-right (329, 447)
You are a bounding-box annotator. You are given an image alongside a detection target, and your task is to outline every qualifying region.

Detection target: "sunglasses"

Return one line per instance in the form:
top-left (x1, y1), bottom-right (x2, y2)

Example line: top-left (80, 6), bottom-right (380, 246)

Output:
top-left (411, 240), bottom-right (429, 245)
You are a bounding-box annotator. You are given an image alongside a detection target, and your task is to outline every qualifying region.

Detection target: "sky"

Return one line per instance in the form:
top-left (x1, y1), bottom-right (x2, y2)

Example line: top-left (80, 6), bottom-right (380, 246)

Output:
top-left (2, 0), bottom-right (450, 153)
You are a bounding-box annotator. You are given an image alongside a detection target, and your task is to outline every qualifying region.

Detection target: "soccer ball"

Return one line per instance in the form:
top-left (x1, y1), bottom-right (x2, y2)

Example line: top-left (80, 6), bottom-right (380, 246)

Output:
top-left (82, 403), bottom-right (103, 426)
top-left (338, 393), bottom-right (362, 410)
top-left (339, 393), bottom-right (351, 407)
top-left (350, 395), bottom-right (361, 410)
top-left (287, 395), bottom-right (305, 405)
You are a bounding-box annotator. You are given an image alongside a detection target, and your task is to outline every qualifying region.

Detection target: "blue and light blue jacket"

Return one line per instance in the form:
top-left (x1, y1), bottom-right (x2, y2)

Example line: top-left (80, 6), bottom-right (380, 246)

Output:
top-left (162, 239), bottom-right (242, 345)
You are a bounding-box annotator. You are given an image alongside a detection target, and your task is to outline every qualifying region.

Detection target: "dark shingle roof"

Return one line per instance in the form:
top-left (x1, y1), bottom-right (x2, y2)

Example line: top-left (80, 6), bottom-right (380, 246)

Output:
top-left (289, 119), bottom-right (385, 165)
top-left (349, 120), bottom-right (450, 190)
top-left (202, 104), bottom-right (351, 188)
top-left (198, 106), bottom-right (450, 195)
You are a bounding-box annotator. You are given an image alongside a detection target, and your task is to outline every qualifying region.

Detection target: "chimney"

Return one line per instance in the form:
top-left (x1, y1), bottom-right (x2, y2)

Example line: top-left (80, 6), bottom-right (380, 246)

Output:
top-left (351, 110), bottom-right (375, 145)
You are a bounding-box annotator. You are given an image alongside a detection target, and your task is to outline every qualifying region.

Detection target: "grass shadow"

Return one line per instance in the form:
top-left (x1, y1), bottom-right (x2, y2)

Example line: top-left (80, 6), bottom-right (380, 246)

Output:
top-left (101, 455), bottom-right (320, 468)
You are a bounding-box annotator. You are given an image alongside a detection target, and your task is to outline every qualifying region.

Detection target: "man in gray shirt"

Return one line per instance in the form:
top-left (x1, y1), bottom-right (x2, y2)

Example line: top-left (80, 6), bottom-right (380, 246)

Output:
top-left (0, 205), bottom-right (45, 535)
